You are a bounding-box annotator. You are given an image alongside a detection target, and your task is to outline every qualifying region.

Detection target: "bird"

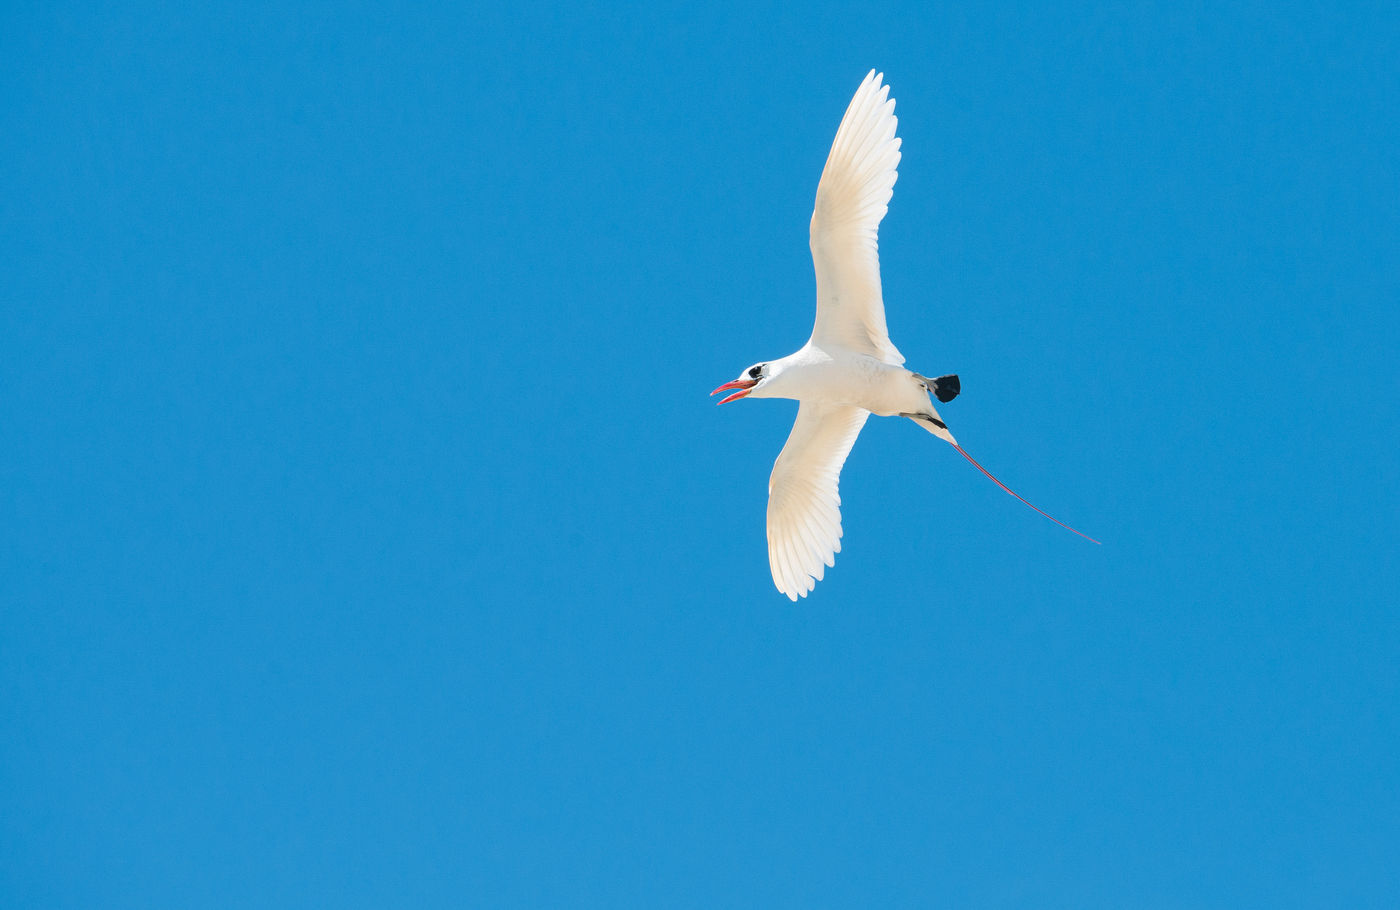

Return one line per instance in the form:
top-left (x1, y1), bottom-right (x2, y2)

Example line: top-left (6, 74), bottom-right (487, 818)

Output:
top-left (712, 70), bottom-right (1099, 601)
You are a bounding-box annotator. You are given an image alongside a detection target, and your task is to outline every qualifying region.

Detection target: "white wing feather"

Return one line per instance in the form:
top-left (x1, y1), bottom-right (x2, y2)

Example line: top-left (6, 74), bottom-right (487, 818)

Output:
top-left (766, 403), bottom-right (870, 600)
top-left (809, 70), bottom-right (904, 365)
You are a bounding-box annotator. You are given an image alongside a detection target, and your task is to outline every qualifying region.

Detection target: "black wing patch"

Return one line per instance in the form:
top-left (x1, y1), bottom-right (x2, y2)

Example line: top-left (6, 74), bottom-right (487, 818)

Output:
top-left (932, 374), bottom-right (960, 403)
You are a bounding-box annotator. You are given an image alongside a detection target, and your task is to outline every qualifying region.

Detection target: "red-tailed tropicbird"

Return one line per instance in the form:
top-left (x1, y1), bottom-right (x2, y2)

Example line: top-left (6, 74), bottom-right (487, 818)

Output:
top-left (713, 70), bottom-right (1099, 601)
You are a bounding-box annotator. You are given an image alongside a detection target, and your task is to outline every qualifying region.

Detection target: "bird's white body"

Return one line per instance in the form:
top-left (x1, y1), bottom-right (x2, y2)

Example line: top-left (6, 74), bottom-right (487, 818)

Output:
top-left (714, 71), bottom-right (1095, 600)
top-left (748, 344), bottom-right (943, 421)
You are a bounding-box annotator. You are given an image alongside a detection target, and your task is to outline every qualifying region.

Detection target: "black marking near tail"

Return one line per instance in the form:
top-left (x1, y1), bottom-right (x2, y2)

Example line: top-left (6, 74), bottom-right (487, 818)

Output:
top-left (933, 374), bottom-right (960, 403)
top-left (901, 411), bottom-right (948, 430)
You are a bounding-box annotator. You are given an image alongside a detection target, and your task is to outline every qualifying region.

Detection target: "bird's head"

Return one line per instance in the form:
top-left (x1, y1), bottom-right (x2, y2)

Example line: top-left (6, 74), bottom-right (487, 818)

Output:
top-left (711, 362), bottom-right (769, 404)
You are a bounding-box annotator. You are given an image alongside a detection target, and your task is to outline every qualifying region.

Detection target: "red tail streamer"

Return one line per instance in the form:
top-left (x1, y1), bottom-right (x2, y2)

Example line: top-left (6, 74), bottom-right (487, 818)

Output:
top-left (952, 444), bottom-right (1101, 545)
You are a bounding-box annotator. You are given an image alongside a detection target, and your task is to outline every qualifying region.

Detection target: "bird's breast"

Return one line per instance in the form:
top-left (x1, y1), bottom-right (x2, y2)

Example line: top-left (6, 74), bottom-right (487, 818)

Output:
top-left (783, 357), bottom-right (923, 416)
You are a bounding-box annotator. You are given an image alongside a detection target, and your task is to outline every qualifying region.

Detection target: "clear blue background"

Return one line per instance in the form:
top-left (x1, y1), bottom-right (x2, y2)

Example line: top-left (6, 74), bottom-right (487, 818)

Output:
top-left (4, 1), bottom-right (1398, 906)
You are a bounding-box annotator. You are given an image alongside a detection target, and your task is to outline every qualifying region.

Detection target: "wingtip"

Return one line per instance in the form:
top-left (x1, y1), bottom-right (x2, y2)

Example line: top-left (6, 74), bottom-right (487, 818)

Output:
top-left (774, 576), bottom-right (806, 601)
top-left (859, 69), bottom-right (887, 96)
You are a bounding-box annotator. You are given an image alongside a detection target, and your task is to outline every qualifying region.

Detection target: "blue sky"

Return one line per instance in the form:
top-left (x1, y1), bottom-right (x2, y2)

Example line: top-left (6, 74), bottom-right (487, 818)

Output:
top-left (3, 0), bottom-right (1398, 906)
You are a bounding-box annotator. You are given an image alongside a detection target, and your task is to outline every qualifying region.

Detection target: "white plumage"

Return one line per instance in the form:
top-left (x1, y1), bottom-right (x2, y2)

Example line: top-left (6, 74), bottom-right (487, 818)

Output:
top-left (713, 71), bottom-right (1097, 600)
top-left (809, 71), bottom-right (905, 367)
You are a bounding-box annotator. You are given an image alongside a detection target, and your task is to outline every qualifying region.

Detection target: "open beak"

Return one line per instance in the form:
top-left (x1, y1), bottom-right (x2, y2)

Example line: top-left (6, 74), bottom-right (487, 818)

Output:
top-left (710, 378), bottom-right (757, 405)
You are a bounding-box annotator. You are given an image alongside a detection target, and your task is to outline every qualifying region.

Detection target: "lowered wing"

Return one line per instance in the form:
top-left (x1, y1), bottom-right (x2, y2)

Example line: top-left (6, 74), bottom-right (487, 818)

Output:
top-left (766, 402), bottom-right (870, 600)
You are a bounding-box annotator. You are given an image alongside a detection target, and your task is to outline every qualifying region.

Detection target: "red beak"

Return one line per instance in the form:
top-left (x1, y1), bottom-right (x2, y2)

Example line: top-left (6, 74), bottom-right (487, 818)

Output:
top-left (710, 378), bottom-right (757, 405)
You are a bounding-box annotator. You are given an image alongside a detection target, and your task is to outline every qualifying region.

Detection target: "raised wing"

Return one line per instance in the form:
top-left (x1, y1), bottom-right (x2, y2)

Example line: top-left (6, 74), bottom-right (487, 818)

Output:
top-left (809, 70), bottom-right (904, 365)
top-left (767, 402), bottom-right (870, 600)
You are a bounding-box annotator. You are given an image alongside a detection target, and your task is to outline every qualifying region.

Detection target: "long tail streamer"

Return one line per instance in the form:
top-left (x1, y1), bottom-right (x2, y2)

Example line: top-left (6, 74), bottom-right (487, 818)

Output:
top-left (952, 444), bottom-right (1101, 545)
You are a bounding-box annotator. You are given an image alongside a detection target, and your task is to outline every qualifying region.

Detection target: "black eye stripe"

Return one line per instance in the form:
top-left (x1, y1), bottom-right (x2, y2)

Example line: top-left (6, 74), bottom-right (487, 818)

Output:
top-left (748, 365), bottom-right (763, 379)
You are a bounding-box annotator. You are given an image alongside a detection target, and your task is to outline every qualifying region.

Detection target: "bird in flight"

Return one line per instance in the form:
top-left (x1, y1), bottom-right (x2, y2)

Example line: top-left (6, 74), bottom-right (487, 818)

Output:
top-left (713, 70), bottom-right (1098, 601)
